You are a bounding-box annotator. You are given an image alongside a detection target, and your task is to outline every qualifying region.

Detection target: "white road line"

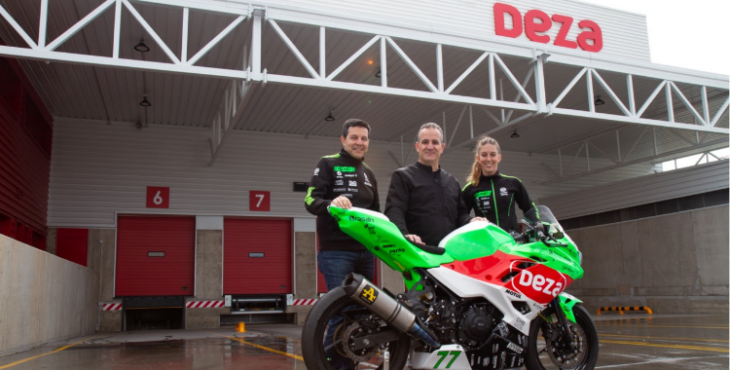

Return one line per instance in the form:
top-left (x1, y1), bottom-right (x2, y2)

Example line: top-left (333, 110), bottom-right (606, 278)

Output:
top-left (595, 355), bottom-right (729, 369)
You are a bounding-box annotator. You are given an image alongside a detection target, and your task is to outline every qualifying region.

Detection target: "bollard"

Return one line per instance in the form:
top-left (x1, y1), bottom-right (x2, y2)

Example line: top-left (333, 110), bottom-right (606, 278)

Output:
top-left (236, 322), bottom-right (246, 333)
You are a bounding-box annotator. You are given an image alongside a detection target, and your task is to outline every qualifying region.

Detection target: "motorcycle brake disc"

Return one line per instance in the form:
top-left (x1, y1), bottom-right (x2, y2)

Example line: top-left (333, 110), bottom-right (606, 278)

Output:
top-left (340, 322), bottom-right (379, 362)
top-left (546, 323), bottom-right (587, 369)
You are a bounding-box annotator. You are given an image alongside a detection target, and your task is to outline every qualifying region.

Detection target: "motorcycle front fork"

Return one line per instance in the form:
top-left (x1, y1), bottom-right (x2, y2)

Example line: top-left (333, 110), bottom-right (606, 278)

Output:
top-left (549, 298), bottom-right (577, 350)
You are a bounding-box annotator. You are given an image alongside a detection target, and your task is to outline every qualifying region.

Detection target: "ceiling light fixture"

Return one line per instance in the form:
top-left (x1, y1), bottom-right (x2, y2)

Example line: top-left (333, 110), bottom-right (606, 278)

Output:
top-left (375, 69), bottom-right (381, 78)
top-left (324, 110), bottom-right (335, 122)
top-left (134, 39), bottom-right (150, 53)
top-left (139, 95), bottom-right (151, 107)
top-left (510, 130), bottom-right (520, 139)
top-left (594, 95), bottom-right (605, 106)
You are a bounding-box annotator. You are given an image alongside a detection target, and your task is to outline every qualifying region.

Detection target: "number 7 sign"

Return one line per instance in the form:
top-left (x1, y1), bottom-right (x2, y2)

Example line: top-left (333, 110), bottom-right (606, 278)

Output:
top-left (249, 191), bottom-right (270, 211)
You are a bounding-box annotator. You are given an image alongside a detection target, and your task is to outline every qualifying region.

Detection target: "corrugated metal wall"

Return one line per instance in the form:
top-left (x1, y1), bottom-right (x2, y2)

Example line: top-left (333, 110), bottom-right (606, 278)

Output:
top-left (541, 161), bottom-right (730, 219)
top-left (0, 57), bottom-right (52, 241)
top-left (262, 0), bottom-right (650, 61)
top-left (48, 118), bottom-right (659, 227)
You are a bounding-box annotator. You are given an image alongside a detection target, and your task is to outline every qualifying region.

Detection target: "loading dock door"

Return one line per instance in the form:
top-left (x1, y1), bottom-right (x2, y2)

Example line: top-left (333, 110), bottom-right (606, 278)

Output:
top-left (116, 216), bottom-right (195, 296)
top-left (224, 218), bottom-right (292, 294)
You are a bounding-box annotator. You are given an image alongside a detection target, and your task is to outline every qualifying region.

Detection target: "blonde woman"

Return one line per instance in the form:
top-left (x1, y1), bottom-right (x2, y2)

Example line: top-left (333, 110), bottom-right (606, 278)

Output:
top-left (461, 136), bottom-right (538, 233)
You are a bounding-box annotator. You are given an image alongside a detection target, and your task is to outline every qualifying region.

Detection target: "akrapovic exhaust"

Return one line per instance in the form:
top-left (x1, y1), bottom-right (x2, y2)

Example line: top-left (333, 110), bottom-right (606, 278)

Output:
top-left (343, 273), bottom-right (440, 348)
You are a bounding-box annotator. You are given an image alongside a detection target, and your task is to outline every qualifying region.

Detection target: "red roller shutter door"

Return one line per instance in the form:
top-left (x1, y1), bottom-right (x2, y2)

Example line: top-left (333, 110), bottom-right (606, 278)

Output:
top-left (224, 218), bottom-right (291, 294)
top-left (116, 216), bottom-right (195, 296)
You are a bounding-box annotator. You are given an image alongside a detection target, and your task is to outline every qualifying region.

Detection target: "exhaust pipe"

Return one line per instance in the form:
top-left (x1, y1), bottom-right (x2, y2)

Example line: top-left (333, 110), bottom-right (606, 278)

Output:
top-left (343, 273), bottom-right (440, 348)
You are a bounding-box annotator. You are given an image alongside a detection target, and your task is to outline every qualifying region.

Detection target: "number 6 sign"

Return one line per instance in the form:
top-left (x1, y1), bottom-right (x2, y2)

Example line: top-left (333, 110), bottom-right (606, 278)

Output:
top-left (146, 187), bottom-right (170, 208)
top-left (249, 191), bottom-right (270, 211)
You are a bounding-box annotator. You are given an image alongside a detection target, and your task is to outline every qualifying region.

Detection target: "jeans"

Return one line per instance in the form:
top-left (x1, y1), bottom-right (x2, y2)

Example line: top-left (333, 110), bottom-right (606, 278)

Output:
top-left (317, 250), bottom-right (375, 369)
top-left (318, 250), bottom-right (375, 291)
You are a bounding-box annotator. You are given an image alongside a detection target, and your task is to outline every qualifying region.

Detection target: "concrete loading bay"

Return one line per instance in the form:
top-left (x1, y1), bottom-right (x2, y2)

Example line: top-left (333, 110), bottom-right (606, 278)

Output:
top-left (0, 314), bottom-right (727, 369)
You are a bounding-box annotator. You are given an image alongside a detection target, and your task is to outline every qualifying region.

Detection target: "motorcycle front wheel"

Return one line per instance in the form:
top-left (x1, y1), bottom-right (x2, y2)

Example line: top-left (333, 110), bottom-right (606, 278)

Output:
top-left (301, 287), bottom-right (411, 370)
top-left (525, 304), bottom-right (599, 370)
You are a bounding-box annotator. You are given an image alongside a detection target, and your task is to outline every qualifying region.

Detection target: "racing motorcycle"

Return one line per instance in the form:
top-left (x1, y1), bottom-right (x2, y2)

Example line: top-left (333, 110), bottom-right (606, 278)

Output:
top-left (302, 205), bottom-right (598, 370)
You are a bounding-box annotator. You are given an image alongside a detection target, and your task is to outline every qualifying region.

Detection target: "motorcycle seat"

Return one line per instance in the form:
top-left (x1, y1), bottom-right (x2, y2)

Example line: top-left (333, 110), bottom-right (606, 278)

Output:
top-left (408, 240), bottom-right (446, 255)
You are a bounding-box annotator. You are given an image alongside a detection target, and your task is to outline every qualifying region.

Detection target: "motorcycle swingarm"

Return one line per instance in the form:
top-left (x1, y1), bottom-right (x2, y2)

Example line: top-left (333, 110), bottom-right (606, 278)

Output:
top-left (350, 330), bottom-right (402, 351)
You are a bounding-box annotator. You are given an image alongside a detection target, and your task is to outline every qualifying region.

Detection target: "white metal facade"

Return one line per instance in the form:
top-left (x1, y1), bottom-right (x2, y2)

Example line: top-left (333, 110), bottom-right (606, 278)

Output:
top-left (253, 0), bottom-right (652, 61)
top-left (48, 117), bottom-right (659, 227)
top-left (0, 0), bottom-right (725, 227)
top-left (541, 160), bottom-right (730, 219)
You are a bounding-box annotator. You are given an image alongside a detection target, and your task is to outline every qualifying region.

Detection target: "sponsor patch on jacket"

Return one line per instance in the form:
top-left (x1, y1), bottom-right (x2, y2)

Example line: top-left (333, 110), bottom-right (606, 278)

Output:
top-left (363, 172), bottom-right (373, 187)
top-left (334, 166), bottom-right (356, 173)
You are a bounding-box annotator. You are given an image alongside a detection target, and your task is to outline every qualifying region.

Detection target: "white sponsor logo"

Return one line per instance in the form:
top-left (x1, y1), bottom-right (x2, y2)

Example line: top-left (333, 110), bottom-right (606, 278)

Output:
top-left (313, 168), bottom-right (320, 176)
top-left (337, 171), bottom-right (342, 176)
top-left (514, 318), bottom-right (525, 331)
top-left (348, 180), bottom-right (357, 187)
top-left (518, 270), bottom-right (564, 297)
top-left (335, 180), bottom-right (344, 186)
top-left (500, 187), bottom-right (508, 196)
top-left (364, 172), bottom-right (373, 187)
top-left (497, 322), bottom-right (509, 337)
top-left (507, 341), bottom-right (523, 354)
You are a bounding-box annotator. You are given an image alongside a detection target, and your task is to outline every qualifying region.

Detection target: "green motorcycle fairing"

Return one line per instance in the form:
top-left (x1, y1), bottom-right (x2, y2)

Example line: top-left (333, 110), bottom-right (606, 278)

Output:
top-left (328, 206), bottom-right (584, 321)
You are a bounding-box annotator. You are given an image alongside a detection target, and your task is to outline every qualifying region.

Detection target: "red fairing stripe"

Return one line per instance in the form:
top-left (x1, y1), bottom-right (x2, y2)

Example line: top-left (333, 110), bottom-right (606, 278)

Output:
top-left (442, 251), bottom-right (573, 305)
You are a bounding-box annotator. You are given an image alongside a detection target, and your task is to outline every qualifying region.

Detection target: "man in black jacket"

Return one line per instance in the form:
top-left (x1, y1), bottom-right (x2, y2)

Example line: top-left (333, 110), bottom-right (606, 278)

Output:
top-left (385, 122), bottom-right (483, 246)
top-left (304, 118), bottom-right (379, 370)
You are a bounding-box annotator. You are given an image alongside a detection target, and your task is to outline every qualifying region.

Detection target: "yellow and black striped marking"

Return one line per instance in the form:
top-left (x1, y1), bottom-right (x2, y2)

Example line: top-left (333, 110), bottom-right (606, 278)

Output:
top-left (597, 306), bottom-right (653, 315)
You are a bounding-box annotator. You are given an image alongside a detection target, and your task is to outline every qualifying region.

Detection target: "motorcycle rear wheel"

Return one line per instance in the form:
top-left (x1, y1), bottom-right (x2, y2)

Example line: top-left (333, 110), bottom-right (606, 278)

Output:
top-left (301, 287), bottom-right (411, 370)
top-left (525, 304), bottom-right (599, 370)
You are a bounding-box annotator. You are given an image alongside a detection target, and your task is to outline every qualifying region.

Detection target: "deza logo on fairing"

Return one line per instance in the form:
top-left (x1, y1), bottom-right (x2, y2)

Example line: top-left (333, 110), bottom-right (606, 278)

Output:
top-left (517, 270), bottom-right (564, 297)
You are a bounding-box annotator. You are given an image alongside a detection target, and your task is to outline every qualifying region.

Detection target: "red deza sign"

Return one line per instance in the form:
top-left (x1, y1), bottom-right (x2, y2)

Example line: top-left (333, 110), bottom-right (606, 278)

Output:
top-left (493, 3), bottom-right (603, 52)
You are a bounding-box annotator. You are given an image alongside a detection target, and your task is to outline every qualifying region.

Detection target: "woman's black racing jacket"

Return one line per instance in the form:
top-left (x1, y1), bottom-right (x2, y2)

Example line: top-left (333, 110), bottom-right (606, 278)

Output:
top-left (304, 149), bottom-right (379, 252)
top-left (461, 172), bottom-right (538, 233)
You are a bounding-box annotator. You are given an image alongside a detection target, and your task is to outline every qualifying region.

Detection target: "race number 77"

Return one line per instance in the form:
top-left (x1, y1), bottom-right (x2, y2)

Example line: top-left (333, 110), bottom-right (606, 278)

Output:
top-left (434, 351), bottom-right (461, 369)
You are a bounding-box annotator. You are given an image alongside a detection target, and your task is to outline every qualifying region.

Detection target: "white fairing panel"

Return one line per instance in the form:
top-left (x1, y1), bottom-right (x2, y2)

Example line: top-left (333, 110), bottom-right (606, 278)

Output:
top-left (428, 267), bottom-right (544, 335)
top-left (411, 344), bottom-right (471, 370)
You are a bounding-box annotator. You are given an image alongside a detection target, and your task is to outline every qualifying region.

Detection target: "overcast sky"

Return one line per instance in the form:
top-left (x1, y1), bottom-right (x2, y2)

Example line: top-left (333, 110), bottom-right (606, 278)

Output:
top-left (577, 0), bottom-right (730, 76)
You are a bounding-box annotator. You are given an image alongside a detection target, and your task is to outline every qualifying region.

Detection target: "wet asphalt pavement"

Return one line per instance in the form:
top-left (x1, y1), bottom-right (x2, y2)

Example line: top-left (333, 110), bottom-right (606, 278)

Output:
top-left (0, 314), bottom-right (726, 369)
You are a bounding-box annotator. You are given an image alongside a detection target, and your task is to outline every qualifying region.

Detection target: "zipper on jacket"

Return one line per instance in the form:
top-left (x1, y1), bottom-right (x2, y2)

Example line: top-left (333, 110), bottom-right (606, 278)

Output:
top-left (490, 179), bottom-right (499, 226)
top-left (436, 171), bottom-right (443, 237)
top-left (507, 194), bottom-right (514, 216)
